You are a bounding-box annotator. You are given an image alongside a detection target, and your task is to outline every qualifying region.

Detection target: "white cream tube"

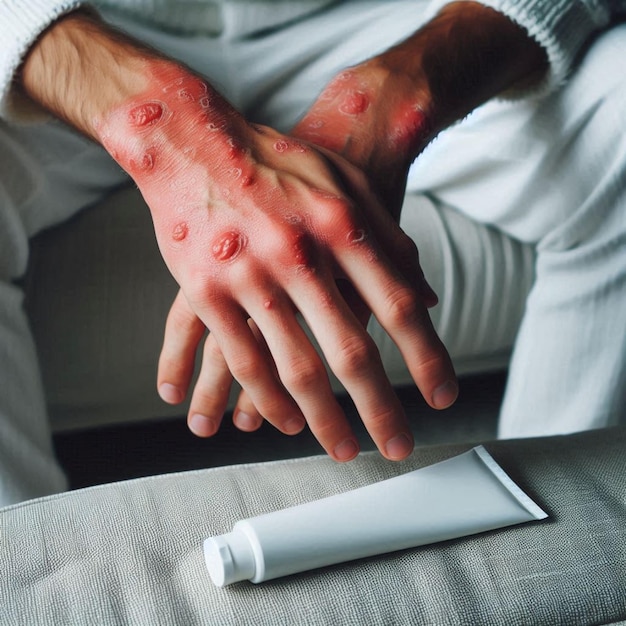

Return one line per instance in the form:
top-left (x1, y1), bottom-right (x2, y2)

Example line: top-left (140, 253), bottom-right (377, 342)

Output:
top-left (204, 446), bottom-right (547, 587)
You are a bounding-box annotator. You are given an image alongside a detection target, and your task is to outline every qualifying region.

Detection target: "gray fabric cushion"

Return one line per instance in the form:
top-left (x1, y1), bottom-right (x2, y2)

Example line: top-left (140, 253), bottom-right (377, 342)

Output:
top-left (1, 428), bottom-right (625, 625)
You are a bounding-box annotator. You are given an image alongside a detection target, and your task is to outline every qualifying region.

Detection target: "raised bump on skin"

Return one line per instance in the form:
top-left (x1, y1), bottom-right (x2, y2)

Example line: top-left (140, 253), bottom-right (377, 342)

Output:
top-left (140, 149), bottom-right (156, 171)
top-left (212, 231), bottom-right (245, 262)
top-left (227, 137), bottom-right (245, 159)
top-left (273, 140), bottom-right (289, 153)
top-left (128, 101), bottom-right (165, 127)
top-left (129, 148), bottom-right (156, 173)
top-left (240, 173), bottom-right (255, 187)
top-left (172, 222), bottom-right (188, 242)
top-left (339, 91), bottom-right (369, 116)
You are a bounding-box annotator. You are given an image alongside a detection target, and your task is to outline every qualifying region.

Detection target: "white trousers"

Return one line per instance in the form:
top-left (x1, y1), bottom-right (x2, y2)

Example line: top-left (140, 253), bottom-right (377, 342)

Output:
top-left (1, 1), bottom-right (624, 505)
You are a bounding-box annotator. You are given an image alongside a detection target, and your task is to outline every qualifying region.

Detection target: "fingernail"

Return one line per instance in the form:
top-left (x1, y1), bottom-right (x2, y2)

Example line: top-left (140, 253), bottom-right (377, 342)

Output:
top-left (236, 411), bottom-right (261, 432)
top-left (432, 380), bottom-right (459, 409)
top-left (333, 438), bottom-right (360, 462)
top-left (159, 383), bottom-right (183, 404)
top-left (384, 433), bottom-right (413, 460)
top-left (284, 417), bottom-right (305, 435)
top-left (189, 413), bottom-right (218, 437)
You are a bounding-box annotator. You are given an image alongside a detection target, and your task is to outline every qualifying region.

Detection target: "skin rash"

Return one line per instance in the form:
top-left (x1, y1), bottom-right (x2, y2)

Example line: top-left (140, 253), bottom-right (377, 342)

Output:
top-left (18, 2), bottom-right (548, 462)
top-left (95, 61), bottom-right (384, 279)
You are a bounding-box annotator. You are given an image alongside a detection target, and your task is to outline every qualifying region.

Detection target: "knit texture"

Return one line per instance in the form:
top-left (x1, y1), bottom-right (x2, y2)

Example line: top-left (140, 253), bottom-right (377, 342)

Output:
top-left (0, 0), bottom-right (85, 119)
top-left (427, 0), bottom-right (621, 97)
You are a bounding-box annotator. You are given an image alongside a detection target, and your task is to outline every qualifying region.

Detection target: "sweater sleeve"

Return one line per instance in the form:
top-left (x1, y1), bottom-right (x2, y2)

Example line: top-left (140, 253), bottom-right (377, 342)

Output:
top-left (0, 0), bottom-right (88, 121)
top-left (425, 0), bottom-right (621, 96)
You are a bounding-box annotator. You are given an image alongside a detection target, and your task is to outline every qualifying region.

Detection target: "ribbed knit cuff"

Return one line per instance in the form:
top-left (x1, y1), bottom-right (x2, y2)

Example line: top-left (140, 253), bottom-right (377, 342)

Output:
top-left (0, 0), bottom-right (88, 122)
top-left (425, 0), bottom-right (611, 98)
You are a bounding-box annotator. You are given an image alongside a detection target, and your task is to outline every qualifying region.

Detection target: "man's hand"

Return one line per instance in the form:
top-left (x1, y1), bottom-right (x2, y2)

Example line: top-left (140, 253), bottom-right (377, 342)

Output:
top-left (156, 1), bottom-right (548, 454)
top-left (20, 10), bottom-right (456, 461)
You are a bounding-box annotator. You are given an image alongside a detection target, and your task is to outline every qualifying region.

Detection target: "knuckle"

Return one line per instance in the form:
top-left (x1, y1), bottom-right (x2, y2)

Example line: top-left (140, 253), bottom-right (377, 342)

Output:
top-left (184, 280), bottom-right (214, 310)
top-left (167, 298), bottom-right (197, 333)
top-left (363, 406), bottom-right (400, 432)
top-left (315, 193), bottom-right (356, 230)
top-left (228, 354), bottom-right (265, 383)
top-left (332, 334), bottom-right (378, 378)
top-left (413, 350), bottom-right (451, 380)
top-left (282, 358), bottom-right (325, 393)
top-left (385, 286), bottom-right (420, 327)
top-left (203, 335), bottom-right (226, 365)
top-left (310, 417), bottom-right (344, 442)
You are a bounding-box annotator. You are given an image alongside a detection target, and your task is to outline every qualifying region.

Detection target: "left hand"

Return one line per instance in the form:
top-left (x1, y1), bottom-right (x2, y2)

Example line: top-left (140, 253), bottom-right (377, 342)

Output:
top-left (157, 137), bottom-right (441, 443)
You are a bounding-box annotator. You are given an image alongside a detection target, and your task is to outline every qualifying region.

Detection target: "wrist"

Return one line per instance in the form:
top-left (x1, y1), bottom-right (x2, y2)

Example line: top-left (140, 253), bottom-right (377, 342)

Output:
top-left (296, 1), bottom-right (547, 174)
top-left (386, 1), bottom-right (548, 130)
top-left (294, 61), bottom-right (434, 189)
top-left (20, 10), bottom-right (158, 139)
top-left (19, 9), bottom-right (248, 194)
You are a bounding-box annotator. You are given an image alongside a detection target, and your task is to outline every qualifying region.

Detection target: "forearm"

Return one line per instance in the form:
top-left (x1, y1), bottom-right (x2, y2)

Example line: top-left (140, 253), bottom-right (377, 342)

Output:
top-left (385, 1), bottom-right (548, 133)
top-left (19, 10), bottom-right (240, 143)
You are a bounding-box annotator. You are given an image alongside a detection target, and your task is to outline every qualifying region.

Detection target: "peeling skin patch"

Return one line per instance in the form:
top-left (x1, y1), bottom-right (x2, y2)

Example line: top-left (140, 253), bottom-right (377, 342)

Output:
top-left (347, 228), bottom-right (367, 244)
top-left (142, 151), bottom-right (155, 170)
top-left (207, 121), bottom-right (226, 132)
top-left (177, 88), bottom-right (194, 103)
top-left (212, 231), bottom-right (245, 262)
top-left (227, 137), bottom-right (244, 159)
top-left (128, 101), bottom-right (165, 127)
top-left (273, 140), bottom-right (289, 153)
top-left (172, 222), bottom-right (189, 241)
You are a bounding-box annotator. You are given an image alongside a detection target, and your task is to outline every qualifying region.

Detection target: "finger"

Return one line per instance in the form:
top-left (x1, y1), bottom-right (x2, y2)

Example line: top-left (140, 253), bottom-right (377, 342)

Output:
top-left (336, 278), bottom-right (371, 329)
top-left (240, 285), bottom-right (360, 462)
top-left (285, 266), bottom-right (414, 461)
top-left (233, 320), bottom-right (292, 433)
top-left (157, 289), bottom-right (206, 404)
top-left (187, 332), bottom-right (234, 437)
top-left (232, 389), bottom-right (265, 432)
top-left (360, 199), bottom-right (439, 308)
top-left (204, 302), bottom-right (306, 437)
top-left (318, 146), bottom-right (439, 307)
top-left (337, 233), bottom-right (458, 411)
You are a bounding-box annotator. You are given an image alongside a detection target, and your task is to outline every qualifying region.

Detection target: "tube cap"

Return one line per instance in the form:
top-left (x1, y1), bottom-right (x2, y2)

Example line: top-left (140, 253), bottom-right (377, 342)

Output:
top-left (203, 530), bottom-right (256, 587)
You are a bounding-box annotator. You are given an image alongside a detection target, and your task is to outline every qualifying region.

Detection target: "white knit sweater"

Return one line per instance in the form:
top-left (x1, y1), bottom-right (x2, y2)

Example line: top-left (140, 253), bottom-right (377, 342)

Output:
top-left (0, 0), bottom-right (624, 119)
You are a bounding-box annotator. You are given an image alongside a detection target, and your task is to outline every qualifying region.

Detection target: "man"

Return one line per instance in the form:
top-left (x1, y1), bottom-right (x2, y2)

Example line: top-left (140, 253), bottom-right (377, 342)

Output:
top-left (1, 0), bottom-right (624, 505)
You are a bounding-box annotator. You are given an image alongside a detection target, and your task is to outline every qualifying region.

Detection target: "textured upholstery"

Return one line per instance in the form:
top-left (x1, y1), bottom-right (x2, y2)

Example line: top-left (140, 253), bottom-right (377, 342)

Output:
top-left (1, 427), bottom-right (625, 625)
